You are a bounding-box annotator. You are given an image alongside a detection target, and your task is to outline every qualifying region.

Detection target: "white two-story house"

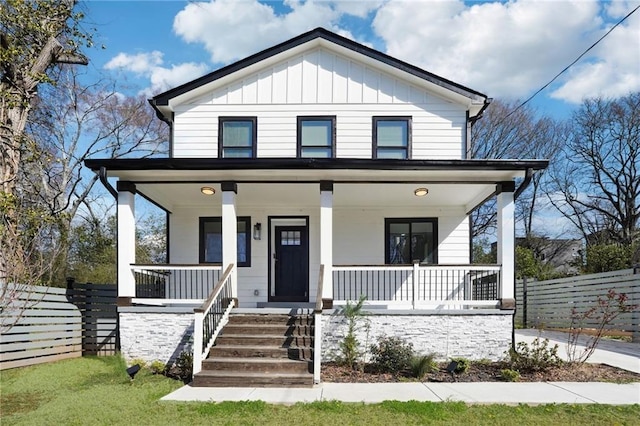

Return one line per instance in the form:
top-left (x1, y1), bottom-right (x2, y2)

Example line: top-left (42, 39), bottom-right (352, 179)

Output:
top-left (86, 28), bottom-right (547, 386)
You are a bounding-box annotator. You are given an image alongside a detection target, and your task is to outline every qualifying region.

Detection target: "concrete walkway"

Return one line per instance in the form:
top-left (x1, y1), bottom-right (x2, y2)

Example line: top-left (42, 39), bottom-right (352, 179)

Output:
top-left (162, 330), bottom-right (640, 405)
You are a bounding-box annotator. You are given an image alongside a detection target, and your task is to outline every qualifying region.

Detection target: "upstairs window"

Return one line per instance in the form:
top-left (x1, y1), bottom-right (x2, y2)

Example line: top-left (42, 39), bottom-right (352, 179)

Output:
top-left (218, 117), bottom-right (256, 158)
top-left (199, 216), bottom-right (251, 267)
top-left (373, 117), bottom-right (411, 159)
top-left (385, 218), bottom-right (437, 264)
top-left (297, 116), bottom-right (335, 158)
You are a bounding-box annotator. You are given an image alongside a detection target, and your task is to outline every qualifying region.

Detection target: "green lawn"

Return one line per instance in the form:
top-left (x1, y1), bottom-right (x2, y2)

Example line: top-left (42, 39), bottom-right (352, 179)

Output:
top-left (1, 356), bottom-right (638, 425)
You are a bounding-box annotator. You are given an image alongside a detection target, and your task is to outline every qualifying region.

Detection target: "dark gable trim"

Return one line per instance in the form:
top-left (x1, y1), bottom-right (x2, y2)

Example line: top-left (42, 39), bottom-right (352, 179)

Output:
top-left (85, 157), bottom-right (549, 172)
top-left (149, 28), bottom-right (488, 116)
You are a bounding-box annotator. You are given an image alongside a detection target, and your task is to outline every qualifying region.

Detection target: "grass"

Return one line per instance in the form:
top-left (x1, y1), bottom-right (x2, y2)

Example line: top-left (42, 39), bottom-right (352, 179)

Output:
top-left (1, 356), bottom-right (639, 425)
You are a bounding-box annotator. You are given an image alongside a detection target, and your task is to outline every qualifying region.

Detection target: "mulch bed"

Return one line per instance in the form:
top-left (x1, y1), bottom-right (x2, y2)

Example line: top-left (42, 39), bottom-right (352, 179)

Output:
top-left (322, 362), bottom-right (640, 383)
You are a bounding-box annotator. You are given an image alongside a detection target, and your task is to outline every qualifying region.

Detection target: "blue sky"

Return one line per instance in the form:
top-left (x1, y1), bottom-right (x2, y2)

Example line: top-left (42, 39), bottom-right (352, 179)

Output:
top-left (81, 0), bottom-right (640, 120)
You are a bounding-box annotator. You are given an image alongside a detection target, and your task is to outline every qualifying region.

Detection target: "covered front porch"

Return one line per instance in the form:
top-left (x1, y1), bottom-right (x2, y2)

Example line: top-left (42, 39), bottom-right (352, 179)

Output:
top-left (86, 158), bottom-right (547, 380)
top-left (113, 175), bottom-right (521, 311)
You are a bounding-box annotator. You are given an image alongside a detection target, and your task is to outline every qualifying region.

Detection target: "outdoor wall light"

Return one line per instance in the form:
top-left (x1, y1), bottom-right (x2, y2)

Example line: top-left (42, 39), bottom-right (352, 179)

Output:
top-left (414, 187), bottom-right (429, 197)
top-left (200, 186), bottom-right (216, 195)
top-left (253, 223), bottom-right (262, 240)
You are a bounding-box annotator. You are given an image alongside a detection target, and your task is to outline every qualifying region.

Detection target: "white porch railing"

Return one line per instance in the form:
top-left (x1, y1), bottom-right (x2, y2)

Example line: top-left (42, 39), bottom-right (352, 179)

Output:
top-left (332, 263), bottom-right (502, 309)
top-left (131, 264), bottom-right (222, 301)
top-left (192, 264), bottom-right (235, 376)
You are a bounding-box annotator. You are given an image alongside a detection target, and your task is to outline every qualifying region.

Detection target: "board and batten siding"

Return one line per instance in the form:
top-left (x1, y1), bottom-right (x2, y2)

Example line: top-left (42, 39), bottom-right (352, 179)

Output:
top-left (172, 48), bottom-right (467, 159)
top-left (169, 200), bottom-right (469, 308)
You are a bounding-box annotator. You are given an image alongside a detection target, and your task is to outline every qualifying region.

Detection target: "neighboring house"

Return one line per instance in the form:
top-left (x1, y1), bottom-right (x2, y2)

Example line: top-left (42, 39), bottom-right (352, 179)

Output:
top-left (494, 238), bottom-right (583, 276)
top-left (85, 28), bottom-right (547, 386)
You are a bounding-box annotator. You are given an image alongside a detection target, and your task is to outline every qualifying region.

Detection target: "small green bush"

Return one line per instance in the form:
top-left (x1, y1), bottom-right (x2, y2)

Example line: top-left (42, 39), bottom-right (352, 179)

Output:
top-left (129, 358), bottom-right (147, 368)
top-left (507, 338), bottom-right (562, 372)
top-left (500, 369), bottom-right (521, 382)
top-left (410, 354), bottom-right (438, 379)
top-left (370, 336), bottom-right (414, 374)
top-left (449, 357), bottom-right (470, 375)
top-left (149, 360), bottom-right (166, 375)
top-left (174, 351), bottom-right (193, 383)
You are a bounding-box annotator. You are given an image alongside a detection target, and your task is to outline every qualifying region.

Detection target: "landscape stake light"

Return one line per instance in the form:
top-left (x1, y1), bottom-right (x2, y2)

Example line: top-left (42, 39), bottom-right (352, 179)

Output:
top-left (126, 364), bottom-right (141, 380)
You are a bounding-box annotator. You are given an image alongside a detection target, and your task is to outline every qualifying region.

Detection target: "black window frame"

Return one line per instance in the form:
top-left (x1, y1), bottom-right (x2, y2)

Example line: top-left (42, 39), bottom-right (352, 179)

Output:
top-left (199, 216), bottom-right (252, 267)
top-left (384, 218), bottom-right (438, 264)
top-left (373, 116), bottom-right (412, 159)
top-left (218, 117), bottom-right (257, 158)
top-left (296, 116), bottom-right (336, 158)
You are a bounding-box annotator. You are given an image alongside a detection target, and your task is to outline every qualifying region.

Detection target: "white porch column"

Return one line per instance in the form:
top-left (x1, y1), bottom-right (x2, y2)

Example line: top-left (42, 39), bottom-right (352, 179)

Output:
top-left (221, 182), bottom-right (238, 299)
top-left (497, 181), bottom-right (516, 308)
top-left (117, 181), bottom-right (136, 300)
top-left (320, 181), bottom-right (333, 305)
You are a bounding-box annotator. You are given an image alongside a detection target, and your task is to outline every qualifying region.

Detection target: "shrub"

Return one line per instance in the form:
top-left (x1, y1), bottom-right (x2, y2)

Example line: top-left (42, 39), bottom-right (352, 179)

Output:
top-left (501, 369), bottom-right (521, 382)
top-left (507, 338), bottom-right (562, 372)
top-left (449, 357), bottom-right (470, 375)
top-left (567, 289), bottom-right (638, 363)
top-left (338, 295), bottom-right (368, 369)
top-left (174, 351), bottom-right (193, 383)
top-left (370, 336), bottom-right (414, 374)
top-left (410, 354), bottom-right (437, 379)
top-left (129, 358), bottom-right (147, 369)
top-left (149, 360), bottom-right (166, 375)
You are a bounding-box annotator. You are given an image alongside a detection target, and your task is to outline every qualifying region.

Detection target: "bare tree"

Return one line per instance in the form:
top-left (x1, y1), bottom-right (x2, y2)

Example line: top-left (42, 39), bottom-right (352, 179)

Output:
top-left (1, 0), bottom-right (89, 328)
top-left (548, 93), bottom-right (640, 257)
top-left (470, 100), bottom-right (563, 242)
top-left (23, 67), bottom-right (168, 280)
top-left (1, 0), bottom-right (88, 196)
top-left (1, 66), bottom-right (168, 329)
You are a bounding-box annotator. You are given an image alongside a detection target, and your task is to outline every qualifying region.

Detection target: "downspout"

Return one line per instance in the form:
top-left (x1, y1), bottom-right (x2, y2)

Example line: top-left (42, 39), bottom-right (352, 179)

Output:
top-left (514, 168), bottom-right (534, 200)
top-left (99, 166), bottom-right (118, 199)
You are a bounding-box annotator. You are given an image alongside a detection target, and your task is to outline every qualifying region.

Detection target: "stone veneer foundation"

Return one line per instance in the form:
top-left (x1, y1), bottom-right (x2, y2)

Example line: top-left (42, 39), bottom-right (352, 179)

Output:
top-left (119, 307), bottom-right (195, 365)
top-left (321, 309), bottom-right (513, 362)
top-left (119, 307), bottom-right (513, 365)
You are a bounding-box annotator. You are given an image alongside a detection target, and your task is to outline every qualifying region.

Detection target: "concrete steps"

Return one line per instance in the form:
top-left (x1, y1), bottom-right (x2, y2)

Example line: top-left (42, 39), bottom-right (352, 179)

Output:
top-left (192, 312), bottom-right (314, 387)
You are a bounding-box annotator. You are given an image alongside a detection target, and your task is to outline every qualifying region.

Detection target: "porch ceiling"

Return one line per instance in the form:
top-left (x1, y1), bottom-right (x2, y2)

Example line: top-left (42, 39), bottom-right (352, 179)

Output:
top-left (135, 181), bottom-right (498, 213)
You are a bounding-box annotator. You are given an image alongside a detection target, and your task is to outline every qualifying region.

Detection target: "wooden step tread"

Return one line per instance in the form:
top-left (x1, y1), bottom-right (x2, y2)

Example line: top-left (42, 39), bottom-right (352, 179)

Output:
top-left (219, 334), bottom-right (313, 338)
top-left (196, 370), bottom-right (311, 378)
top-left (212, 344), bottom-right (312, 350)
top-left (204, 357), bottom-right (309, 364)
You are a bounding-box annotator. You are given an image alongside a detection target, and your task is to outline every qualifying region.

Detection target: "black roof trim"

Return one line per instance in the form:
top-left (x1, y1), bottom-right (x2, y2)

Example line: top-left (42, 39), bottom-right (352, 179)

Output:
top-left (85, 157), bottom-right (548, 172)
top-left (149, 27), bottom-right (488, 113)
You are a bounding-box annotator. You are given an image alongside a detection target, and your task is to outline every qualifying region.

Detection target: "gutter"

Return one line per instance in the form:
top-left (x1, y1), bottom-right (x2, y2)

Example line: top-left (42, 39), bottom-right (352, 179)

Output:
top-left (99, 166), bottom-right (118, 199)
top-left (514, 167), bottom-right (534, 200)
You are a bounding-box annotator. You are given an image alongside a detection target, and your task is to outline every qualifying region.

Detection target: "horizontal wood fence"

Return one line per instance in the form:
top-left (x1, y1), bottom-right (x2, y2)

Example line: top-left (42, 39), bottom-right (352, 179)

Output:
top-left (1, 282), bottom-right (118, 370)
top-left (516, 268), bottom-right (640, 342)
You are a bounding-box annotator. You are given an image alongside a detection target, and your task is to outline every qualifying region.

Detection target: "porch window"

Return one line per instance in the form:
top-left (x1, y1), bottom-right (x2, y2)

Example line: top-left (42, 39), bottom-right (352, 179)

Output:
top-left (373, 117), bottom-right (411, 159)
top-left (218, 117), bottom-right (257, 158)
top-left (297, 116), bottom-right (335, 158)
top-left (199, 216), bottom-right (251, 267)
top-left (385, 218), bottom-right (437, 264)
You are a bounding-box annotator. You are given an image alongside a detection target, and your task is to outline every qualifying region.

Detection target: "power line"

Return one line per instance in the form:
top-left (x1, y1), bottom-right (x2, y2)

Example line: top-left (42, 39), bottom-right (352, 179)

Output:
top-left (501, 4), bottom-right (640, 121)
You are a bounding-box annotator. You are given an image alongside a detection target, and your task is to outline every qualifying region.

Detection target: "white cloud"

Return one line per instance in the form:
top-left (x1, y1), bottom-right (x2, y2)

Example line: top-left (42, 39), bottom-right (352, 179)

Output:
top-left (104, 51), bottom-right (163, 74)
top-left (372, 0), bottom-right (639, 103)
top-left (550, 7), bottom-right (640, 103)
top-left (173, 0), bottom-right (351, 64)
top-left (104, 51), bottom-right (209, 94)
top-left (329, 0), bottom-right (384, 18)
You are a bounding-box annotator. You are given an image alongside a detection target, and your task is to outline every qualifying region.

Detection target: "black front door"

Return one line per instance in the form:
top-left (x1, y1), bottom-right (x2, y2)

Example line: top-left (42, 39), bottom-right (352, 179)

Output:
top-left (273, 226), bottom-right (308, 302)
